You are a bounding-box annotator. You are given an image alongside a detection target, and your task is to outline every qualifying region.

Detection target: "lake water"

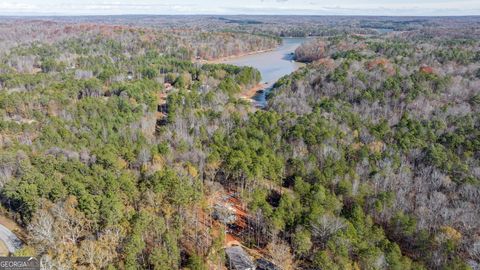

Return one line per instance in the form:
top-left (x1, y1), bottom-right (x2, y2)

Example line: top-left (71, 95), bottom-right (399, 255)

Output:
top-left (374, 28), bottom-right (394, 34)
top-left (222, 37), bottom-right (307, 107)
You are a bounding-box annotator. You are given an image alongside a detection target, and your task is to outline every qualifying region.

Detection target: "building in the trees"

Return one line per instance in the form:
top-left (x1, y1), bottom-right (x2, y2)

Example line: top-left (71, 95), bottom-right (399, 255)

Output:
top-left (225, 246), bottom-right (255, 270)
top-left (255, 258), bottom-right (280, 270)
top-left (163, 83), bottom-right (174, 91)
top-left (213, 202), bottom-right (237, 224)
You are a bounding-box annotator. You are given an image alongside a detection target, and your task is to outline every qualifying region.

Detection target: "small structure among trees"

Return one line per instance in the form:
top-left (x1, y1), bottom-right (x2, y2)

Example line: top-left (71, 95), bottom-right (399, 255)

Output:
top-left (256, 258), bottom-right (280, 270)
top-left (225, 246), bottom-right (256, 270)
top-left (213, 202), bottom-right (237, 225)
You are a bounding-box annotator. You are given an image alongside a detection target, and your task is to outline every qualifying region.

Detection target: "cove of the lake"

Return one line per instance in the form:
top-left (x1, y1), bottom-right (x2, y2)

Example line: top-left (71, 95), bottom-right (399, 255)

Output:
top-left (222, 37), bottom-right (307, 107)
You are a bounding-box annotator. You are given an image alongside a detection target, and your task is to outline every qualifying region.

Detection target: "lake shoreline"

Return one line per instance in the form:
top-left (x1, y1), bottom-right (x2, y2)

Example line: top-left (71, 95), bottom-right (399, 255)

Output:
top-left (240, 82), bottom-right (269, 100)
top-left (200, 47), bottom-right (278, 64)
top-left (202, 37), bottom-right (312, 64)
top-left (216, 37), bottom-right (307, 107)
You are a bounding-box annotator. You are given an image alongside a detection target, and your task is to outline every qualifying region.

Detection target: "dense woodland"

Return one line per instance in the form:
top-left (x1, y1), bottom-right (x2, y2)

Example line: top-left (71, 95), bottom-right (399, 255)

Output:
top-left (0, 16), bottom-right (480, 270)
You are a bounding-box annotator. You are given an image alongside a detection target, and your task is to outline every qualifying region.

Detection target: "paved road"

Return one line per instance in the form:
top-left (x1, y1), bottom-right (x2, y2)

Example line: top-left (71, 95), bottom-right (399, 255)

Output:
top-left (0, 224), bottom-right (22, 253)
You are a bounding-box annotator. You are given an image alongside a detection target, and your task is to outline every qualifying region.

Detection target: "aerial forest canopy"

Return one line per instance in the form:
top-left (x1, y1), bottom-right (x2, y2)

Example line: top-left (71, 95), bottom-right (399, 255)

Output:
top-left (0, 16), bottom-right (479, 270)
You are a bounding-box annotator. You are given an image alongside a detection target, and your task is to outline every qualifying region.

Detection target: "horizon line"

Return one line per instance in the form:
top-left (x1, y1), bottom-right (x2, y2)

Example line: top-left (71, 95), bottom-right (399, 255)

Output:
top-left (0, 13), bottom-right (479, 18)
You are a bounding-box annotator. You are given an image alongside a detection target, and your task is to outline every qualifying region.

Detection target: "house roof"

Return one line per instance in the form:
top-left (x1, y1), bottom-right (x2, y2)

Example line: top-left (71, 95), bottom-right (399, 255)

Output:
top-left (225, 246), bottom-right (255, 270)
top-left (256, 258), bottom-right (281, 270)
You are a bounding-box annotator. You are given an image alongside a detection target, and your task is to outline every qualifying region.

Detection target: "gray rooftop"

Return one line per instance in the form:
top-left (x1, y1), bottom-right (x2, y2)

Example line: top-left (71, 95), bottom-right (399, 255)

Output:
top-left (225, 246), bottom-right (256, 270)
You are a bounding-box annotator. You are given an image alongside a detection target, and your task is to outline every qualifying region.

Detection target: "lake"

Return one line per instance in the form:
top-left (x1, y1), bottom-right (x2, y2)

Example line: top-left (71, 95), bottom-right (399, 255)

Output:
top-left (222, 37), bottom-right (307, 107)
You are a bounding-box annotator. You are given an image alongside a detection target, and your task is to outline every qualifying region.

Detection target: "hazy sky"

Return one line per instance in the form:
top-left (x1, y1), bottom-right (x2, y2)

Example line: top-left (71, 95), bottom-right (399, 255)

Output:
top-left (0, 0), bottom-right (479, 16)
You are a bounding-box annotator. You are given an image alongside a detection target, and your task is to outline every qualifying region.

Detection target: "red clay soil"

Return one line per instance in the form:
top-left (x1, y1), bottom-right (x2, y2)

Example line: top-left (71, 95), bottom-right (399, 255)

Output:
top-left (226, 193), bottom-right (249, 230)
top-left (203, 189), bottom-right (263, 253)
top-left (209, 191), bottom-right (251, 247)
top-left (419, 66), bottom-right (435, 74)
top-left (225, 233), bottom-right (242, 247)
